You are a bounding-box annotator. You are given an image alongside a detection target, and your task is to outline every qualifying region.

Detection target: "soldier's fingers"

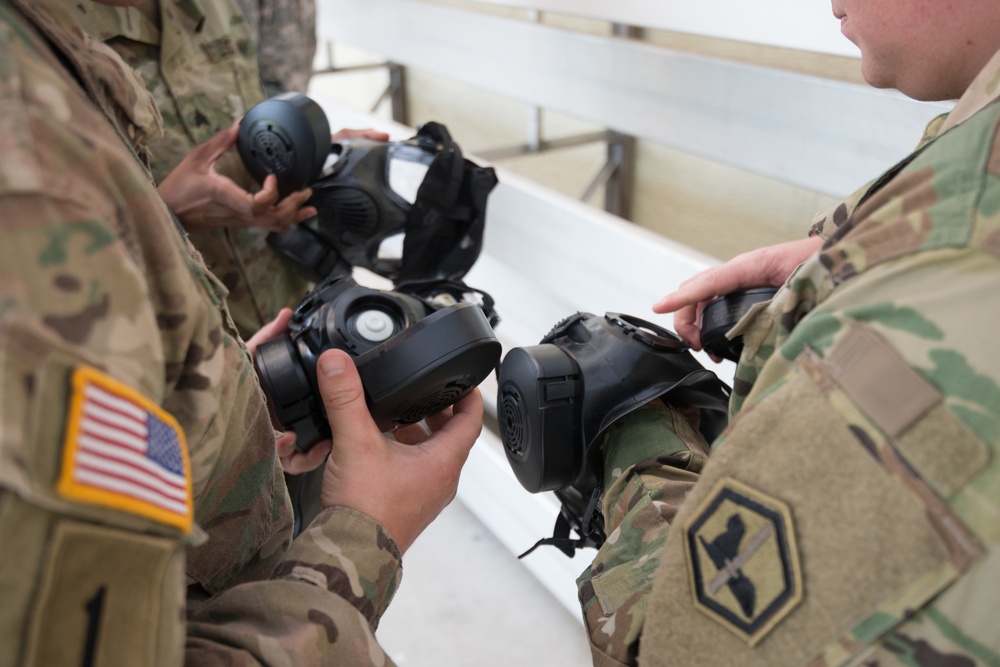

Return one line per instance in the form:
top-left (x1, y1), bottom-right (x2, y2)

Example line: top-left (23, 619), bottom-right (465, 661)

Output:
top-left (204, 123), bottom-right (240, 164)
top-left (394, 397), bottom-right (476, 447)
top-left (267, 188), bottom-right (313, 231)
top-left (283, 441), bottom-right (332, 475)
top-left (316, 349), bottom-right (383, 450)
top-left (245, 308), bottom-right (293, 358)
top-left (657, 239), bottom-right (821, 318)
top-left (250, 175), bottom-right (281, 216)
top-left (294, 205), bottom-right (319, 223)
top-left (673, 303), bottom-right (704, 350)
top-left (392, 422), bottom-right (431, 445)
top-left (331, 127), bottom-right (390, 142)
top-left (275, 430), bottom-right (299, 460)
top-left (426, 389), bottom-right (483, 461)
top-left (653, 272), bottom-right (727, 315)
top-left (422, 388), bottom-right (483, 465)
top-left (176, 127), bottom-right (230, 171)
top-left (422, 405), bottom-right (455, 433)
top-left (203, 172), bottom-right (256, 222)
top-left (183, 123), bottom-right (238, 169)
top-left (655, 249), bottom-right (776, 315)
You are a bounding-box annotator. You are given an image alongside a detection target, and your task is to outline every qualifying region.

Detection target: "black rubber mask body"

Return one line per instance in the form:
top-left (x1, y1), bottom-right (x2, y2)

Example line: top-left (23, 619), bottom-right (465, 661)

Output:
top-left (268, 122), bottom-right (498, 284)
top-left (498, 312), bottom-right (731, 494)
top-left (254, 276), bottom-right (502, 451)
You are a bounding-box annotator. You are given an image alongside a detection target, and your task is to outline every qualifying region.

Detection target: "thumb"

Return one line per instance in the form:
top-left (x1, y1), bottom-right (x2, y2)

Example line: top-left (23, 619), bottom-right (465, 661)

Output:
top-left (197, 122), bottom-right (240, 165)
top-left (316, 349), bottom-right (377, 445)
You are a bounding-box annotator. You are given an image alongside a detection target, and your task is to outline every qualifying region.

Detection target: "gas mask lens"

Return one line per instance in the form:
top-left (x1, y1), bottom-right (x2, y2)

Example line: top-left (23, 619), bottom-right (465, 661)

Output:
top-left (387, 142), bottom-right (434, 205)
top-left (239, 94), bottom-right (498, 284)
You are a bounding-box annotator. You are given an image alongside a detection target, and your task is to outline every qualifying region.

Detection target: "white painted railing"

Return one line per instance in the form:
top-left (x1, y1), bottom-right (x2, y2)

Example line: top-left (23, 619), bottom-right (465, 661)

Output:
top-left (461, 0), bottom-right (861, 57)
top-left (317, 0), bottom-right (949, 198)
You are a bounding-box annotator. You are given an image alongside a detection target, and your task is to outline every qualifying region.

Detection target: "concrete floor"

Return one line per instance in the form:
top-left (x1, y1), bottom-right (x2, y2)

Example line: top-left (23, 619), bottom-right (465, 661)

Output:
top-left (377, 499), bottom-right (594, 666)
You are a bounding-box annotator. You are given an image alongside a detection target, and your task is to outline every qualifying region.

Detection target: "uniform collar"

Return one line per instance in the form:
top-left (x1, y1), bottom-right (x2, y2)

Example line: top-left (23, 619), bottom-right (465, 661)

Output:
top-left (935, 47), bottom-right (1000, 136)
top-left (73, 1), bottom-right (206, 64)
top-left (159, 0), bottom-right (208, 66)
top-left (74, 3), bottom-right (160, 46)
top-left (12, 0), bottom-right (164, 154)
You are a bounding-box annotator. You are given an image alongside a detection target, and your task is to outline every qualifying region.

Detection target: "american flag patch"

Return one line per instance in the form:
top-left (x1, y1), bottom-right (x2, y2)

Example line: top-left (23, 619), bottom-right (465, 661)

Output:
top-left (57, 366), bottom-right (193, 533)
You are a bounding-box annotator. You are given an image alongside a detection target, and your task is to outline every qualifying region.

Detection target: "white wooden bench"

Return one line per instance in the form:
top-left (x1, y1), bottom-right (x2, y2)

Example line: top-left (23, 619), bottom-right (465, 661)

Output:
top-left (308, 0), bottom-right (952, 616)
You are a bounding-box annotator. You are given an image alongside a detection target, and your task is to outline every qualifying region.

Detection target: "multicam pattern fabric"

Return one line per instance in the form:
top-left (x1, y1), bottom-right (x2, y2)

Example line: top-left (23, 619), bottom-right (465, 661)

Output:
top-left (0, 2), bottom-right (400, 664)
top-left (581, 48), bottom-right (1000, 667)
top-left (235, 0), bottom-right (317, 97)
top-left (76, 0), bottom-right (311, 340)
top-left (807, 112), bottom-right (949, 242)
top-left (579, 404), bottom-right (712, 665)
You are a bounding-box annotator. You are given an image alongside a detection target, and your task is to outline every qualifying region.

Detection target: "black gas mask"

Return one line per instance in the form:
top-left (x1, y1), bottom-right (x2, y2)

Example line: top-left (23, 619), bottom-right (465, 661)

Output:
top-left (255, 275), bottom-right (502, 452)
top-left (239, 94), bottom-right (502, 535)
top-left (237, 93), bottom-right (498, 284)
top-left (699, 287), bottom-right (779, 362)
top-left (498, 312), bottom-right (731, 556)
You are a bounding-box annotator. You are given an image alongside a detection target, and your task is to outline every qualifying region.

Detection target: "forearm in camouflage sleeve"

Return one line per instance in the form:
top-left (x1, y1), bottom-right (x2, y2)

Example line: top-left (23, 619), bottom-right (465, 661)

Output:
top-left (187, 507), bottom-right (402, 666)
top-left (577, 403), bottom-right (711, 666)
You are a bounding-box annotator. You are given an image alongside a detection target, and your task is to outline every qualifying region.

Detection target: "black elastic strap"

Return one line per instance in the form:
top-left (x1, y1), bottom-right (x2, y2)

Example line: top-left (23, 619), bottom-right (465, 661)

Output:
top-left (518, 513), bottom-right (585, 559)
top-left (518, 488), bottom-right (606, 559)
top-left (399, 123), bottom-right (497, 282)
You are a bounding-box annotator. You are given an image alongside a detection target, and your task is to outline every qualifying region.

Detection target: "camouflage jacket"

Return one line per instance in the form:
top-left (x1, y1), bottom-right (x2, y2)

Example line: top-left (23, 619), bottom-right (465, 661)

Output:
top-left (235, 0), bottom-right (317, 97)
top-left (0, 3), bottom-right (400, 665)
top-left (580, 49), bottom-right (1000, 666)
top-left (77, 0), bottom-right (311, 340)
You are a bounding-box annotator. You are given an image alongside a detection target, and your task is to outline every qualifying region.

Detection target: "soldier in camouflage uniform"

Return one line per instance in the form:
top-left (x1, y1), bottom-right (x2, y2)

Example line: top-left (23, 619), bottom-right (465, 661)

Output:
top-left (579, 2), bottom-right (1000, 665)
top-left (235, 0), bottom-right (316, 97)
top-left (0, 1), bottom-right (482, 664)
top-left (75, 0), bottom-right (317, 341)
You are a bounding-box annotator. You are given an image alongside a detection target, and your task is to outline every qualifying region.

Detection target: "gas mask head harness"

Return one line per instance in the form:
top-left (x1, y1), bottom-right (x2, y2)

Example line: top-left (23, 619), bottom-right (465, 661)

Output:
top-left (498, 312), bottom-right (732, 557)
top-left (238, 92), bottom-right (498, 284)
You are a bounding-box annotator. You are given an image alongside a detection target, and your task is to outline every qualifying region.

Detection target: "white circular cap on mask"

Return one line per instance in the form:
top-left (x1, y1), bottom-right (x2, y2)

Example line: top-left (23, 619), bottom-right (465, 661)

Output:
top-left (355, 309), bottom-right (396, 342)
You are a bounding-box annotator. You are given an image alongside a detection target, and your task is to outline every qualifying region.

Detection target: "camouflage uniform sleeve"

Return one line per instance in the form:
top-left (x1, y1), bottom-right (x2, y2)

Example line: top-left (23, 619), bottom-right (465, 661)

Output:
top-left (0, 7), bottom-right (399, 664)
top-left (634, 252), bottom-right (1000, 666)
top-left (587, 259), bottom-right (1000, 667)
top-left (577, 403), bottom-right (711, 666)
top-left (582, 85), bottom-right (1000, 666)
top-left (236, 0), bottom-right (318, 95)
top-left (631, 86), bottom-right (1000, 665)
top-left (187, 506), bottom-right (402, 666)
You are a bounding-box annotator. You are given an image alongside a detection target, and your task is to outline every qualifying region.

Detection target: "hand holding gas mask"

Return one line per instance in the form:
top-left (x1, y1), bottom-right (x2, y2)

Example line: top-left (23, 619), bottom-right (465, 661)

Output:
top-left (499, 288), bottom-right (779, 557)
top-left (498, 312), bottom-right (732, 557)
top-left (237, 92), bottom-right (498, 284)
top-left (254, 275), bottom-right (501, 452)
top-left (237, 94), bottom-right (503, 536)
top-left (237, 93), bottom-right (501, 451)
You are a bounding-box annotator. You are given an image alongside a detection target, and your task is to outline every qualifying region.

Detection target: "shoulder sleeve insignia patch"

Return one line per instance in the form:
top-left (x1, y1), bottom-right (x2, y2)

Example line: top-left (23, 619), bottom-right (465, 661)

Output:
top-left (683, 477), bottom-right (802, 646)
top-left (57, 366), bottom-right (193, 534)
